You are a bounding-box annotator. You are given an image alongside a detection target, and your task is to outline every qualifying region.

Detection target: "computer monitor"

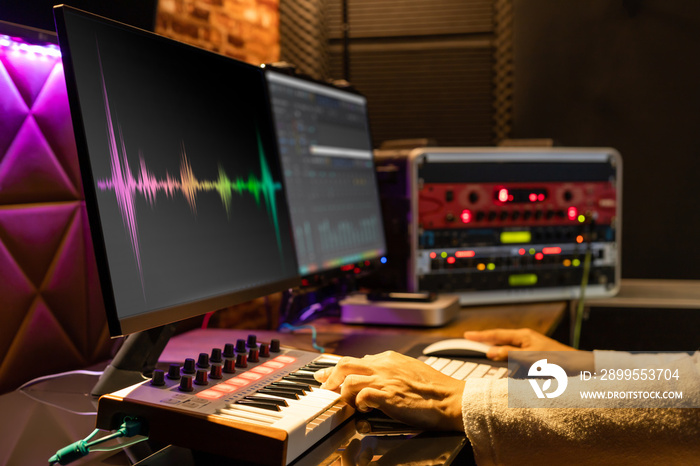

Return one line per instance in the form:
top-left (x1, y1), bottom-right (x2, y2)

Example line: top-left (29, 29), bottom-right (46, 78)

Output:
top-left (265, 70), bottom-right (387, 288)
top-left (54, 6), bottom-right (299, 392)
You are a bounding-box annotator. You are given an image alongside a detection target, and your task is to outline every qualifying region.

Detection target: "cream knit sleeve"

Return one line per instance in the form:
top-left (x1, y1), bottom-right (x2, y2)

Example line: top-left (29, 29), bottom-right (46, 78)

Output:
top-left (461, 353), bottom-right (700, 465)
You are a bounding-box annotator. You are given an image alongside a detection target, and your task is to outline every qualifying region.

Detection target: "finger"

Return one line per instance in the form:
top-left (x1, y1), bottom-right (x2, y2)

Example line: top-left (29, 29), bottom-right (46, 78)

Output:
top-left (463, 328), bottom-right (526, 347)
top-left (486, 345), bottom-right (519, 361)
top-left (320, 357), bottom-right (372, 390)
top-left (339, 374), bottom-right (376, 408)
top-left (355, 386), bottom-right (386, 413)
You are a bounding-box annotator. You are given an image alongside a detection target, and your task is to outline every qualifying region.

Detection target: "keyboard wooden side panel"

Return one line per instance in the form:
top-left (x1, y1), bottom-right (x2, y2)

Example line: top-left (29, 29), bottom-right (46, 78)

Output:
top-left (96, 392), bottom-right (290, 466)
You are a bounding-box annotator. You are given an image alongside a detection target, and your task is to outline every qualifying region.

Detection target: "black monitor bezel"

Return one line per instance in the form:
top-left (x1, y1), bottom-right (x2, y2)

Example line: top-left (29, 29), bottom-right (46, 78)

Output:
top-left (263, 68), bottom-right (388, 287)
top-left (54, 5), bottom-right (300, 337)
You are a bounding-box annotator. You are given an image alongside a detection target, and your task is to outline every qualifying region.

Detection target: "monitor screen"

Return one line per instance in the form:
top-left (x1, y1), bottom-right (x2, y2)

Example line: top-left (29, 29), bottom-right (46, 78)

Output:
top-left (265, 71), bottom-right (387, 279)
top-left (55, 6), bottom-right (299, 336)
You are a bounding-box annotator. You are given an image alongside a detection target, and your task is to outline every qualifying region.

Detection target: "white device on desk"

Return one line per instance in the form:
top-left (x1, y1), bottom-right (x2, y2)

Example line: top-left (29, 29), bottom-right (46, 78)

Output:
top-left (422, 338), bottom-right (492, 358)
top-left (340, 292), bottom-right (459, 326)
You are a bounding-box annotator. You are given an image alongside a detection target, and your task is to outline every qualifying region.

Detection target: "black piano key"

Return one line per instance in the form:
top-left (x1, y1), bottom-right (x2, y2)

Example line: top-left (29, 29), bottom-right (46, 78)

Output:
top-left (309, 361), bottom-right (337, 368)
top-left (270, 381), bottom-right (310, 392)
top-left (257, 388), bottom-right (299, 400)
top-left (289, 371), bottom-right (317, 381)
top-left (283, 375), bottom-right (321, 387)
top-left (265, 384), bottom-right (305, 396)
top-left (244, 396), bottom-right (288, 407)
top-left (235, 400), bottom-right (281, 412)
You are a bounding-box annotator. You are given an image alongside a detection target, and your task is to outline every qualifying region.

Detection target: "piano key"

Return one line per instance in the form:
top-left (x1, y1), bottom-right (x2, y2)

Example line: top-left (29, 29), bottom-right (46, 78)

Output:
top-left (243, 396), bottom-right (288, 407)
top-left (283, 375), bottom-right (321, 387)
top-left (257, 388), bottom-right (300, 400)
top-left (234, 399), bottom-right (281, 411)
top-left (263, 385), bottom-right (305, 396)
top-left (271, 380), bottom-right (310, 392)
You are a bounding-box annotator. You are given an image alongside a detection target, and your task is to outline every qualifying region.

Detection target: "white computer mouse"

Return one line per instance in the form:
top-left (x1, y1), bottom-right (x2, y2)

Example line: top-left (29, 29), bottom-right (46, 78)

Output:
top-left (422, 338), bottom-right (492, 358)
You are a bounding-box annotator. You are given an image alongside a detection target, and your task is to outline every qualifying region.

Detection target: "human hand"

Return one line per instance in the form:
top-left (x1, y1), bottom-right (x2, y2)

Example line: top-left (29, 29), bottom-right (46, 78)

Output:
top-left (314, 351), bottom-right (465, 431)
top-left (463, 328), bottom-right (576, 361)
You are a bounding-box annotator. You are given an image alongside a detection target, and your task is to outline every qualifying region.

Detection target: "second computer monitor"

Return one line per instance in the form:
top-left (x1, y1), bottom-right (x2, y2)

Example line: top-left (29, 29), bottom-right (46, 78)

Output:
top-left (266, 71), bottom-right (387, 279)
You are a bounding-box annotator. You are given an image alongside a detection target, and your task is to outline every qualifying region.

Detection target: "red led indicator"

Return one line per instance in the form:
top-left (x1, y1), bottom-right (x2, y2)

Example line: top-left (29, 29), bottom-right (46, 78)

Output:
top-left (262, 361), bottom-right (285, 369)
top-left (498, 188), bottom-right (509, 203)
top-left (430, 252), bottom-right (437, 259)
top-left (567, 206), bottom-right (578, 221)
top-left (455, 250), bottom-right (476, 258)
top-left (275, 355), bottom-right (296, 364)
top-left (535, 252), bottom-right (544, 260)
top-left (529, 193), bottom-right (537, 202)
top-left (364, 260), bottom-right (370, 266)
top-left (301, 278), bottom-right (309, 287)
top-left (354, 267), bottom-right (361, 274)
top-left (519, 248), bottom-right (526, 255)
top-left (210, 383), bottom-right (236, 393)
top-left (340, 264), bottom-right (354, 272)
top-left (460, 209), bottom-right (472, 223)
top-left (197, 389), bottom-right (224, 400)
top-left (447, 256), bottom-right (456, 264)
top-left (542, 247), bottom-right (562, 255)
top-left (538, 193), bottom-right (545, 201)
top-left (250, 366), bottom-right (274, 375)
top-left (225, 377), bottom-right (250, 387)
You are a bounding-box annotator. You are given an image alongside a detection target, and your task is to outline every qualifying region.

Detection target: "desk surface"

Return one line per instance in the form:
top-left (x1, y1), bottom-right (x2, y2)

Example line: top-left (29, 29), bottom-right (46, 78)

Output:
top-left (1, 301), bottom-right (565, 466)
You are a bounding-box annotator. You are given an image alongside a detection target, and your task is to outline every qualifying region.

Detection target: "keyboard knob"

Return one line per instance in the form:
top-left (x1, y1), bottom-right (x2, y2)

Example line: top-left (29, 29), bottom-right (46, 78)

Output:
top-left (235, 339), bottom-right (247, 353)
top-left (270, 339), bottom-right (281, 353)
top-left (210, 364), bottom-right (223, 380)
top-left (182, 358), bottom-right (196, 374)
top-left (236, 353), bottom-right (248, 368)
top-left (259, 343), bottom-right (270, 358)
top-left (167, 364), bottom-right (181, 380)
top-left (223, 359), bottom-right (236, 374)
top-left (179, 376), bottom-right (193, 392)
top-left (197, 353), bottom-right (210, 369)
top-left (247, 334), bottom-right (257, 348)
top-left (223, 343), bottom-right (235, 359)
top-left (150, 369), bottom-right (165, 386)
top-left (194, 369), bottom-right (208, 385)
top-left (248, 348), bottom-right (259, 363)
top-left (210, 348), bottom-right (223, 363)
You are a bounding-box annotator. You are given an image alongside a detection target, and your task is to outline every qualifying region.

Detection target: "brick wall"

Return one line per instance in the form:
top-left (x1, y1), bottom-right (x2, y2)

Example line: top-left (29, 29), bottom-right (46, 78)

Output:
top-left (156, 0), bottom-right (280, 65)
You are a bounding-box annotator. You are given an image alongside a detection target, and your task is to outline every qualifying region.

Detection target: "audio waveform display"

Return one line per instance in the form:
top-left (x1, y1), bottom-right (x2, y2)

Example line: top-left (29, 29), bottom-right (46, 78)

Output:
top-left (95, 51), bottom-right (282, 290)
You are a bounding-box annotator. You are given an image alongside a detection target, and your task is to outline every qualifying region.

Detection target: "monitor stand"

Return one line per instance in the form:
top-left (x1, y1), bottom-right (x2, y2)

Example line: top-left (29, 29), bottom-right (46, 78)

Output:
top-left (339, 293), bottom-right (459, 327)
top-left (91, 324), bottom-right (177, 397)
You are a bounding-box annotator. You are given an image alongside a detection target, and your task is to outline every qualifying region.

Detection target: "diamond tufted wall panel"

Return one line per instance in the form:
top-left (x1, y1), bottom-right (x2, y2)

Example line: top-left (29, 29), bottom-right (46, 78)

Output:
top-left (0, 33), bottom-right (112, 394)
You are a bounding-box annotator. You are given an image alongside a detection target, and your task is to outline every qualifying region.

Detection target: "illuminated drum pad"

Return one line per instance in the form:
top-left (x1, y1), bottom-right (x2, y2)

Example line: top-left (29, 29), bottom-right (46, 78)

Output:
top-left (96, 341), bottom-right (352, 466)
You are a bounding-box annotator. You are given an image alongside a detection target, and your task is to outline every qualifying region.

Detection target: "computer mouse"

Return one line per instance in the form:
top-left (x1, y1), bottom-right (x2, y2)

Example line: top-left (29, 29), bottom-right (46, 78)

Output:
top-left (422, 338), bottom-right (492, 358)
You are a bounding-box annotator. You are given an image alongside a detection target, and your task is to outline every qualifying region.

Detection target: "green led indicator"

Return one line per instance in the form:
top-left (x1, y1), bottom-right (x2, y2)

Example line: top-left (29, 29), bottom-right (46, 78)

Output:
top-left (529, 248), bottom-right (536, 255)
top-left (441, 252), bottom-right (448, 259)
top-left (487, 263), bottom-right (496, 270)
top-left (501, 231), bottom-right (532, 244)
top-left (509, 274), bottom-right (538, 286)
top-left (573, 259), bottom-right (581, 267)
top-left (578, 214), bottom-right (586, 223)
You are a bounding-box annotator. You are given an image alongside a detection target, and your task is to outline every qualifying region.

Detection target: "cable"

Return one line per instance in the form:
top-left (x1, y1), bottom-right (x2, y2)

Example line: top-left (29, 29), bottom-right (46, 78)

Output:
top-left (279, 322), bottom-right (325, 353)
top-left (48, 417), bottom-right (147, 465)
top-left (572, 218), bottom-right (594, 349)
top-left (17, 369), bottom-right (104, 391)
top-left (17, 369), bottom-right (104, 416)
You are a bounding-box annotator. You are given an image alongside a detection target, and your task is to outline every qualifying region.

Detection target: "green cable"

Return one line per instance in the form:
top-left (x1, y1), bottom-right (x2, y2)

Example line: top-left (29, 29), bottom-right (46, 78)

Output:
top-left (48, 418), bottom-right (146, 465)
top-left (279, 322), bottom-right (325, 353)
top-left (572, 245), bottom-right (592, 349)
